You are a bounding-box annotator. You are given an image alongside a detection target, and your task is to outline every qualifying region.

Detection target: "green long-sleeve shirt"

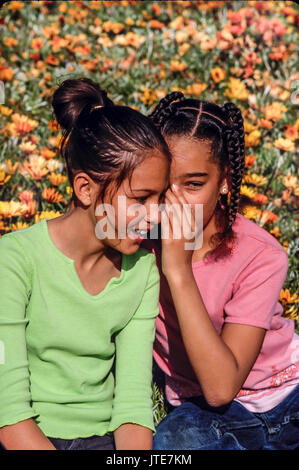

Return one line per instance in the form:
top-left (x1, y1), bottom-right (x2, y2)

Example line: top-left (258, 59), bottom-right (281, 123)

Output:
top-left (0, 219), bottom-right (160, 439)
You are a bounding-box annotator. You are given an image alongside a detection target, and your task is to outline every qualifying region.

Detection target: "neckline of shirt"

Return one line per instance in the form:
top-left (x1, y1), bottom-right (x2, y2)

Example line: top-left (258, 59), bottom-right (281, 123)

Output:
top-left (41, 218), bottom-right (126, 299)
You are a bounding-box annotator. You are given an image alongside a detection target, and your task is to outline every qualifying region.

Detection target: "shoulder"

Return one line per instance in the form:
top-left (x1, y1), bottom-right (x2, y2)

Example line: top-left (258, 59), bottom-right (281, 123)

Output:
top-left (233, 213), bottom-right (287, 259)
top-left (230, 214), bottom-right (288, 287)
top-left (0, 221), bottom-right (45, 273)
top-left (0, 220), bottom-right (44, 252)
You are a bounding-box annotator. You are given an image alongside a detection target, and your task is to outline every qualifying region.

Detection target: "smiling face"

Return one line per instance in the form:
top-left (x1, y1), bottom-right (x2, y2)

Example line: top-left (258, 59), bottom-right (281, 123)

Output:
top-left (166, 135), bottom-right (229, 230)
top-left (96, 149), bottom-right (169, 254)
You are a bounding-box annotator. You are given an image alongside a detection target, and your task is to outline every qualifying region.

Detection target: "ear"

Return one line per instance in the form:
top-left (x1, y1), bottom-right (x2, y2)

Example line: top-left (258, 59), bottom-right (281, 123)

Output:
top-left (72, 172), bottom-right (99, 207)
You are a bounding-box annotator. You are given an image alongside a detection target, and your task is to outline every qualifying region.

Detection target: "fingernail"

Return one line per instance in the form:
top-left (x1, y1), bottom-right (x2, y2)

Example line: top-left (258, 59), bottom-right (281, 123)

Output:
top-left (172, 184), bottom-right (178, 191)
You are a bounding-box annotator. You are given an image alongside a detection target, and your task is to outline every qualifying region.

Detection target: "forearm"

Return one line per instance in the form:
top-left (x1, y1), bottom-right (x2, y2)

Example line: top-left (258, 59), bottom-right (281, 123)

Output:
top-left (0, 418), bottom-right (56, 450)
top-left (114, 423), bottom-right (152, 450)
top-left (166, 269), bottom-right (242, 406)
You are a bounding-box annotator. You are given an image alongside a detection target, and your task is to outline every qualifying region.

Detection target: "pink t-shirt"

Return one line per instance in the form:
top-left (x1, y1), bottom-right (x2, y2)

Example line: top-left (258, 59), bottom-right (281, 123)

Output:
top-left (151, 213), bottom-right (299, 413)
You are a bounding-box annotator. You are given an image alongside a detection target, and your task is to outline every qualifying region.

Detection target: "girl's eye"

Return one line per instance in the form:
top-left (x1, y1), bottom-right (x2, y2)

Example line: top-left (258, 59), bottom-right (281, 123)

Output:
top-left (135, 196), bottom-right (148, 203)
top-left (185, 182), bottom-right (204, 189)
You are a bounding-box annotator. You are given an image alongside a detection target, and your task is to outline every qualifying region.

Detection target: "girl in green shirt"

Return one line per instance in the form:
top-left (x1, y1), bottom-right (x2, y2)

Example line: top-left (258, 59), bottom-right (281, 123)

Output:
top-left (0, 78), bottom-right (170, 450)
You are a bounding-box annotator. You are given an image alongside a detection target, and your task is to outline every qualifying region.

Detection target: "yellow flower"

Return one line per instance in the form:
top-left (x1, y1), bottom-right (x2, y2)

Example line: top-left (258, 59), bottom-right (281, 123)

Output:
top-left (264, 102), bottom-right (287, 122)
top-left (19, 141), bottom-right (37, 154)
top-left (5, 159), bottom-right (19, 175)
top-left (35, 211), bottom-right (62, 223)
top-left (240, 185), bottom-right (256, 199)
top-left (244, 120), bottom-right (257, 133)
top-left (243, 173), bottom-right (268, 187)
top-left (66, 186), bottom-right (73, 196)
top-left (225, 78), bottom-right (249, 101)
top-left (170, 60), bottom-right (187, 72)
top-left (0, 170), bottom-right (11, 185)
top-left (0, 105), bottom-right (13, 116)
top-left (48, 173), bottom-right (68, 187)
top-left (274, 138), bottom-right (294, 152)
top-left (210, 67), bottom-right (226, 84)
top-left (279, 289), bottom-right (299, 306)
top-left (3, 37), bottom-right (18, 47)
top-left (270, 226), bottom-right (282, 238)
top-left (282, 174), bottom-right (297, 191)
top-left (7, 1), bottom-right (24, 10)
top-left (11, 221), bottom-right (30, 231)
top-left (175, 31), bottom-right (188, 43)
top-left (185, 83), bottom-right (207, 96)
top-left (0, 201), bottom-right (27, 218)
top-left (7, 113), bottom-right (39, 137)
top-left (140, 88), bottom-right (158, 106)
top-left (242, 206), bottom-right (261, 221)
top-left (245, 130), bottom-right (261, 148)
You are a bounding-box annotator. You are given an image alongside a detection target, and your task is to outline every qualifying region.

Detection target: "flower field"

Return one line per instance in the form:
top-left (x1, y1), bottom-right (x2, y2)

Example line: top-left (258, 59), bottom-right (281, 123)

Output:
top-left (0, 0), bottom-right (298, 328)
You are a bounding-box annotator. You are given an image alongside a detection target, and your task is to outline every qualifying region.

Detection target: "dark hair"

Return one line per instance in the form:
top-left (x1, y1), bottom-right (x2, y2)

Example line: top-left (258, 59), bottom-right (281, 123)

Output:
top-left (149, 92), bottom-right (252, 260)
top-left (52, 78), bottom-right (170, 205)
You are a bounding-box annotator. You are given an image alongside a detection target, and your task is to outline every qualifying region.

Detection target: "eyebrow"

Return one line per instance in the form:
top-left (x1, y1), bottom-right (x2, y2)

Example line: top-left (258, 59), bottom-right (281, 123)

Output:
top-left (129, 188), bottom-right (156, 192)
top-left (180, 172), bottom-right (209, 178)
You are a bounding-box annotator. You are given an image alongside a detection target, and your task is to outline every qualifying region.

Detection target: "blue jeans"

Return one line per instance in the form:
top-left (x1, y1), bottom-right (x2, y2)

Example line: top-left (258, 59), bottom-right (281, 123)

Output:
top-left (47, 433), bottom-right (115, 450)
top-left (153, 385), bottom-right (299, 450)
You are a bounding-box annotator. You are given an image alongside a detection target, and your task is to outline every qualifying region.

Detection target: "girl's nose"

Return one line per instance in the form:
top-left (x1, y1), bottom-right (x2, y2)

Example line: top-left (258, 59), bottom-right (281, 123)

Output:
top-left (145, 202), bottom-right (161, 227)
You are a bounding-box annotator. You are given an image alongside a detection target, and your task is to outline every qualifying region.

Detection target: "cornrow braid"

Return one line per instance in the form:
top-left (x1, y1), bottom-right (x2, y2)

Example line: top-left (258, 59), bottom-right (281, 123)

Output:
top-left (149, 91), bottom-right (185, 128)
top-left (222, 102), bottom-right (245, 230)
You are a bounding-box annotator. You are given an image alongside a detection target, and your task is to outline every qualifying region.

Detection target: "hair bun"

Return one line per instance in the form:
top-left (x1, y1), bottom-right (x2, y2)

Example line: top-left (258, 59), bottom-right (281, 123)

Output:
top-left (52, 78), bottom-right (113, 131)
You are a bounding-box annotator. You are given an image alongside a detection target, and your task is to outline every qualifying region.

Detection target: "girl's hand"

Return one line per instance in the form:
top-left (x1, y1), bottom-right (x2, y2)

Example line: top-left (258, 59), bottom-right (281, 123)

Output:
top-left (161, 184), bottom-right (200, 280)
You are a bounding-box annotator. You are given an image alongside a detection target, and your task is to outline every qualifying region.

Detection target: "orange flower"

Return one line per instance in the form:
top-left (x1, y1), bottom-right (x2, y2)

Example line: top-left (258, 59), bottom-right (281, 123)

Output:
top-left (0, 65), bottom-right (14, 81)
top-left (18, 157), bottom-right (49, 181)
top-left (279, 289), bottom-right (299, 306)
top-left (284, 125), bottom-right (298, 141)
top-left (3, 37), bottom-right (18, 47)
top-left (185, 83), bottom-right (207, 96)
top-left (259, 210), bottom-right (278, 226)
top-left (19, 141), bottom-right (37, 154)
top-left (42, 187), bottom-right (65, 204)
top-left (48, 120), bottom-right (60, 131)
top-left (258, 119), bottom-right (273, 129)
top-left (200, 38), bottom-right (218, 50)
top-left (264, 102), bottom-right (287, 121)
top-left (46, 54), bottom-right (59, 66)
top-left (149, 20), bottom-right (164, 30)
top-left (43, 24), bottom-right (60, 39)
top-left (4, 159), bottom-right (19, 175)
top-left (170, 60), bottom-right (187, 72)
top-left (254, 194), bottom-right (268, 205)
top-left (7, 1), bottom-right (24, 10)
top-left (210, 67), bottom-right (226, 83)
top-left (40, 147), bottom-right (56, 160)
top-left (22, 200), bottom-right (37, 219)
top-left (274, 138), bottom-right (294, 152)
top-left (102, 21), bottom-right (124, 34)
top-left (48, 173), bottom-right (68, 187)
top-left (31, 38), bottom-right (43, 50)
top-left (18, 190), bottom-right (34, 205)
top-left (152, 4), bottom-right (161, 15)
top-left (245, 154), bottom-right (256, 168)
top-left (0, 169), bottom-right (11, 186)
top-left (7, 113), bottom-right (39, 137)
top-left (0, 201), bottom-right (27, 218)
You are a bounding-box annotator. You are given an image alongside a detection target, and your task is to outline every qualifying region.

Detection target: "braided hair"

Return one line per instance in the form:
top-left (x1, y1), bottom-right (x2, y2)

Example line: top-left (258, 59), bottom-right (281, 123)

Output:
top-left (149, 92), bottom-right (249, 260)
top-left (52, 78), bottom-right (171, 205)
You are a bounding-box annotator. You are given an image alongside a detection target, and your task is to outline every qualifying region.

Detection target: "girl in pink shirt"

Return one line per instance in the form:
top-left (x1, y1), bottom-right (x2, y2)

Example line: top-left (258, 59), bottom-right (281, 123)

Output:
top-left (146, 93), bottom-right (299, 450)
